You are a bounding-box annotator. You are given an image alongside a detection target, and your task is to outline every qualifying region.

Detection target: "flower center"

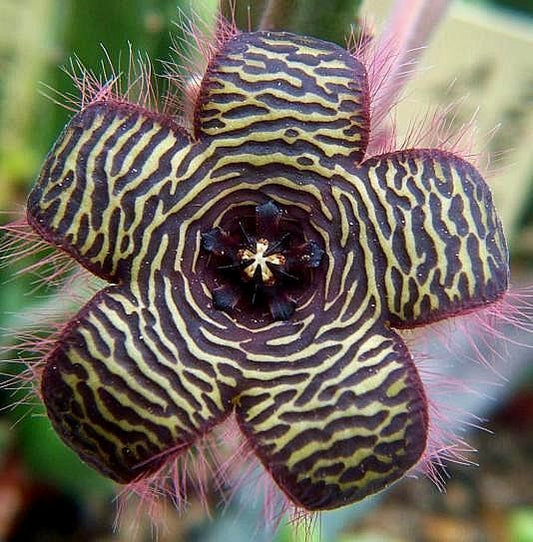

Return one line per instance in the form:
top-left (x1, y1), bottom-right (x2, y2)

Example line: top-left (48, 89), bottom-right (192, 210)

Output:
top-left (200, 201), bottom-right (324, 322)
top-left (239, 238), bottom-right (286, 285)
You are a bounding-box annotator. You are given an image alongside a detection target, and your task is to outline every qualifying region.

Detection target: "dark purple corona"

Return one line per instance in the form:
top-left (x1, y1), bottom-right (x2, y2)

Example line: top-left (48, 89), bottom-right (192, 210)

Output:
top-left (201, 201), bottom-right (324, 321)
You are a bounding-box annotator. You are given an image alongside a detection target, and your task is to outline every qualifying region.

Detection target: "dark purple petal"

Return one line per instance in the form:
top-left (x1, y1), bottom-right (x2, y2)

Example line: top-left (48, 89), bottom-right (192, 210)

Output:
top-left (194, 31), bottom-right (370, 164)
top-left (235, 322), bottom-right (427, 510)
top-left (358, 149), bottom-right (509, 328)
top-left (41, 285), bottom-right (232, 483)
top-left (27, 102), bottom-right (191, 282)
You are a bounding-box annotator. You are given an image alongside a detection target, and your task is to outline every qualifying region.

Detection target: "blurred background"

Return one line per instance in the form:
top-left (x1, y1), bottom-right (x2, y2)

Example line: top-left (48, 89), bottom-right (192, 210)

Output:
top-left (0, 0), bottom-right (531, 540)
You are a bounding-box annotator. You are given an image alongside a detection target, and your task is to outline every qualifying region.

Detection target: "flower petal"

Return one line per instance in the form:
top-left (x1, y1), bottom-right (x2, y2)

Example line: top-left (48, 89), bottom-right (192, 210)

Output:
top-left (41, 285), bottom-right (232, 483)
top-left (235, 321), bottom-right (427, 510)
top-left (359, 149), bottom-right (509, 327)
top-left (27, 102), bottom-right (191, 281)
top-left (194, 31), bottom-right (369, 164)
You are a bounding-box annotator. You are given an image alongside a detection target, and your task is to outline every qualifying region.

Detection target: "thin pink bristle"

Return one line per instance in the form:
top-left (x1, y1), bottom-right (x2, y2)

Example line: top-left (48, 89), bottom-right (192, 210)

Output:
top-left (38, 45), bottom-right (162, 120)
top-left (411, 361), bottom-right (479, 490)
top-left (403, 285), bottom-right (532, 491)
top-left (165, 9), bottom-right (239, 132)
top-left (364, 0), bottom-right (451, 132)
top-left (115, 418), bottom-right (241, 530)
top-left (351, 0), bottom-right (453, 157)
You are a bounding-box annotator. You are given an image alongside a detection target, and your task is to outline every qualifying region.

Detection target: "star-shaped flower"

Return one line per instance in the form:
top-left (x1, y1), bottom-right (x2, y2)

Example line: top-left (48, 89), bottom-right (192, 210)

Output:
top-left (27, 31), bottom-right (508, 511)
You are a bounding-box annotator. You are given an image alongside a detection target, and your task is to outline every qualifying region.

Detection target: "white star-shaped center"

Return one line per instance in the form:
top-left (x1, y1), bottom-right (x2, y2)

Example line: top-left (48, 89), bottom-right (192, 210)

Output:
top-left (238, 239), bottom-right (285, 285)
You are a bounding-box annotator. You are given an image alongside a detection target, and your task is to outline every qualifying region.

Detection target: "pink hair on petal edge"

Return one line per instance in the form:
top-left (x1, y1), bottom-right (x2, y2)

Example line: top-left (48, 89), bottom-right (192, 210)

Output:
top-left (405, 286), bottom-right (533, 489)
top-left (410, 356), bottom-right (480, 489)
top-left (113, 415), bottom-right (315, 538)
top-left (352, 0), bottom-right (452, 155)
top-left (1, 216), bottom-right (75, 287)
top-left (114, 427), bottom-right (232, 535)
top-left (219, 433), bottom-right (318, 541)
top-left (0, 214), bottom-right (99, 305)
top-left (165, 9), bottom-right (239, 131)
top-left (38, 44), bottom-right (161, 117)
top-left (0, 214), bottom-right (100, 422)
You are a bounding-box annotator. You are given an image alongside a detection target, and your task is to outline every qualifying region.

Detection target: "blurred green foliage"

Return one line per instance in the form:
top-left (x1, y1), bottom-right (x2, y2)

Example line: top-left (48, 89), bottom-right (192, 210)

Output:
top-left (509, 508), bottom-right (533, 542)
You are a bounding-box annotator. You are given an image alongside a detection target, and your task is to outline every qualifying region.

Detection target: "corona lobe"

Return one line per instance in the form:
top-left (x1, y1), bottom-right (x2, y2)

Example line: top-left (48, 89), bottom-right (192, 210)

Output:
top-left (27, 31), bottom-right (508, 510)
